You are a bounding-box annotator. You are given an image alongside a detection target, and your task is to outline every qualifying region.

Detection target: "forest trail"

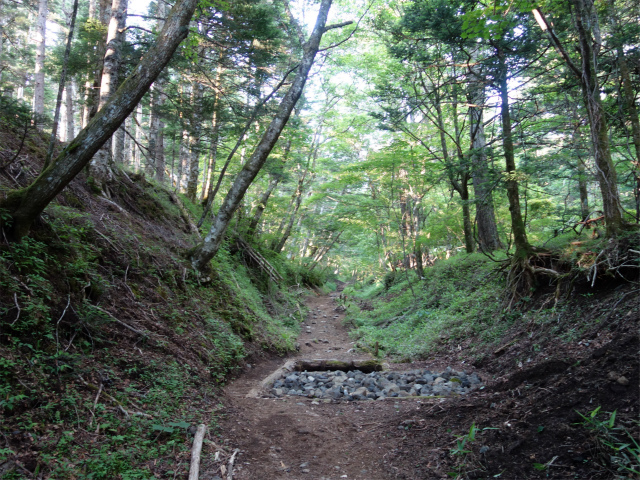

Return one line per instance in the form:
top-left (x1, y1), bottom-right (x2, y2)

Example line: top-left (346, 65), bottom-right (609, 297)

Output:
top-left (219, 292), bottom-right (427, 479)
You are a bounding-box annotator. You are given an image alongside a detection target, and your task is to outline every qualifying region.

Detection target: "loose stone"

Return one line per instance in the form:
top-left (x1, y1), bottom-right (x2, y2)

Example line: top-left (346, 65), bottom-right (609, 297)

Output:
top-left (270, 366), bottom-right (483, 401)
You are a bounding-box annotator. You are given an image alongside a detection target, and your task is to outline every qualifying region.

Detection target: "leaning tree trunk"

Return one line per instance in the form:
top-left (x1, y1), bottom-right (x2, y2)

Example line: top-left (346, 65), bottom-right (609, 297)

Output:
top-left (247, 139), bottom-right (292, 237)
top-left (0, 0), bottom-right (199, 240)
top-left (273, 180), bottom-right (304, 253)
top-left (497, 53), bottom-right (530, 258)
top-left (32, 0), bottom-right (48, 119)
top-left (190, 0), bottom-right (343, 273)
top-left (468, 73), bottom-right (502, 251)
top-left (89, 0), bottom-right (128, 189)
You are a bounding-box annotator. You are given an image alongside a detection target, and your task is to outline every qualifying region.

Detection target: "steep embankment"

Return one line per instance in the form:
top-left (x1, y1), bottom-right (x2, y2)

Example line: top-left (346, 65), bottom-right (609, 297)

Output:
top-left (0, 124), bottom-right (311, 478)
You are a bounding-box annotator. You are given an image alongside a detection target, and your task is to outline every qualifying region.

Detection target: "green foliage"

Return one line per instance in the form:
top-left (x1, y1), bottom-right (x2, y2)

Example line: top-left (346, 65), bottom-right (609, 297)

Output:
top-left (347, 253), bottom-right (507, 360)
top-left (576, 407), bottom-right (640, 477)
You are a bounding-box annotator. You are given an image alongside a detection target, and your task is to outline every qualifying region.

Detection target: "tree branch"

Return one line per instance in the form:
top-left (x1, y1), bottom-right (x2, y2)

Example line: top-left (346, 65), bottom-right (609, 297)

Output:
top-left (532, 8), bottom-right (581, 78)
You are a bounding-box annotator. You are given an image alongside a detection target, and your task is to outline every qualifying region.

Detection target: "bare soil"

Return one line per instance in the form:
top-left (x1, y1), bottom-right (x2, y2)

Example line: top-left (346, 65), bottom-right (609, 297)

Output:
top-left (219, 292), bottom-right (488, 480)
top-left (219, 290), bottom-right (639, 480)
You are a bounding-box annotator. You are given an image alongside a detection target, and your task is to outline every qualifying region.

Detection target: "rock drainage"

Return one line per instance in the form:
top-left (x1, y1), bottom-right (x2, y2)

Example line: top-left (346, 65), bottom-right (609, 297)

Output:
top-left (269, 365), bottom-right (483, 401)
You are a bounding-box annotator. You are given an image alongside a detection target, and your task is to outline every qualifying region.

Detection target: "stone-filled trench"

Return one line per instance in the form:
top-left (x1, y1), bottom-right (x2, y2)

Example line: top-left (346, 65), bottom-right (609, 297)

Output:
top-left (270, 366), bottom-right (484, 401)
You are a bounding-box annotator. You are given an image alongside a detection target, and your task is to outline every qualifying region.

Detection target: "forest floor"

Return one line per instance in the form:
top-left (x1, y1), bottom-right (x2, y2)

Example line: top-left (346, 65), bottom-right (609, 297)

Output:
top-left (218, 288), bottom-right (638, 480)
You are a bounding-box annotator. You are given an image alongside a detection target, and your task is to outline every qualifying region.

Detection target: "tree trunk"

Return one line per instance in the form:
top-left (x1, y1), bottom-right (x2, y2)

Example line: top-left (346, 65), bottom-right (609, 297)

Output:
top-left (82, 0), bottom-right (111, 127)
top-left (0, 0), bottom-right (199, 239)
top-left (614, 45), bottom-right (640, 222)
top-left (32, 0), bottom-right (48, 118)
top-left (89, 0), bottom-right (128, 188)
top-left (113, 124), bottom-right (125, 164)
top-left (201, 62), bottom-right (223, 202)
top-left (247, 139), bottom-right (292, 237)
top-left (186, 82), bottom-right (203, 201)
top-left (247, 174), bottom-right (283, 237)
top-left (468, 74), bottom-right (502, 251)
top-left (45, 0), bottom-right (79, 167)
top-left (273, 181), bottom-right (303, 253)
top-left (452, 86), bottom-right (474, 253)
top-left (134, 103), bottom-right (143, 172)
top-left (498, 53), bottom-right (530, 257)
top-left (571, 0), bottom-right (623, 235)
top-left (148, 1), bottom-right (167, 183)
top-left (0, 19), bottom-right (4, 87)
top-left (64, 81), bottom-right (75, 141)
top-left (190, 0), bottom-right (339, 273)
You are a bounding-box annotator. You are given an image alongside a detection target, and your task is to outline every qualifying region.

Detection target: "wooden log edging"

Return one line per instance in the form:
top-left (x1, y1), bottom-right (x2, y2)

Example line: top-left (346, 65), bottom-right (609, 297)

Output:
top-left (245, 358), bottom-right (386, 398)
top-left (293, 359), bottom-right (383, 373)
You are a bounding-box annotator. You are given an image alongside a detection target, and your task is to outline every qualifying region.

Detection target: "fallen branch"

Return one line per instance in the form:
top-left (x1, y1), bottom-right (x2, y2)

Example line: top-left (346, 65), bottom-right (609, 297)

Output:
top-left (92, 305), bottom-right (149, 337)
top-left (77, 376), bottom-right (149, 418)
top-left (9, 293), bottom-right (20, 325)
top-left (494, 339), bottom-right (518, 356)
top-left (88, 382), bottom-right (103, 427)
top-left (169, 192), bottom-right (201, 238)
top-left (188, 424), bottom-right (207, 480)
top-left (227, 448), bottom-right (239, 480)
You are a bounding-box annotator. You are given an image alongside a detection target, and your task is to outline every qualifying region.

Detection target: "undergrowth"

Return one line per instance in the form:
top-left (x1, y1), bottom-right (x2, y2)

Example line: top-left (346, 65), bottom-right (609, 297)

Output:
top-left (344, 253), bottom-right (509, 360)
top-left (0, 171), bottom-right (311, 478)
top-left (344, 232), bottom-right (639, 362)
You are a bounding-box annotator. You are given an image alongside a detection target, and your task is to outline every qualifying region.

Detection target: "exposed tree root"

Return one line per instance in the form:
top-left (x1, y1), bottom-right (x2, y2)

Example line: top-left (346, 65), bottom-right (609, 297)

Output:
top-left (505, 238), bottom-right (639, 309)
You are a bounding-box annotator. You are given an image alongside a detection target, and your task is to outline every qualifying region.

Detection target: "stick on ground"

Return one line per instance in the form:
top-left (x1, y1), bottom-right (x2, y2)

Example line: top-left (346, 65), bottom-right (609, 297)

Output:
top-left (188, 424), bottom-right (207, 480)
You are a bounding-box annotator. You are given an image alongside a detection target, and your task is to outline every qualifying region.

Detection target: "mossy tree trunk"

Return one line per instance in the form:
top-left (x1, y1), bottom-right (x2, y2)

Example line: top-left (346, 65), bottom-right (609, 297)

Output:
top-left (0, 0), bottom-right (199, 240)
top-left (572, 0), bottom-right (623, 236)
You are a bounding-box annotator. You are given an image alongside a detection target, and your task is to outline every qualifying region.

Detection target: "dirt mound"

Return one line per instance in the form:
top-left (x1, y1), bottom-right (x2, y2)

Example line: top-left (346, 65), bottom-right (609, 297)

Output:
top-left (387, 329), bottom-right (638, 479)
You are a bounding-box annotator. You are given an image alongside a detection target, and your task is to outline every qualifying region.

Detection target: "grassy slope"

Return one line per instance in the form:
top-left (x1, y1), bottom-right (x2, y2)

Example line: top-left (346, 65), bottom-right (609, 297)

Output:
top-left (344, 234), bottom-right (639, 363)
top-left (0, 126), bottom-right (310, 478)
top-left (341, 237), bottom-right (639, 478)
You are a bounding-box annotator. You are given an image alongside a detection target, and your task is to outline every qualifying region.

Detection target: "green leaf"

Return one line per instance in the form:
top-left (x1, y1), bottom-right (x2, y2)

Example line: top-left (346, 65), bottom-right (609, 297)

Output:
top-left (168, 421), bottom-right (191, 429)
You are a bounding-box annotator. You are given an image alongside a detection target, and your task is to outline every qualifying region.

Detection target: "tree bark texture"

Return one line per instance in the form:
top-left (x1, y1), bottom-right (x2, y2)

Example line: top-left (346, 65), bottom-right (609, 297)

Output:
top-left (32, 0), bottom-right (48, 118)
top-left (468, 75), bottom-right (502, 251)
top-left (571, 0), bottom-right (624, 234)
top-left (0, 0), bottom-right (199, 239)
top-left (190, 0), bottom-right (336, 272)
top-left (64, 81), bottom-right (75, 141)
top-left (498, 54), bottom-right (530, 256)
top-left (89, 0), bottom-right (128, 186)
top-left (186, 82), bottom-right (204, 201)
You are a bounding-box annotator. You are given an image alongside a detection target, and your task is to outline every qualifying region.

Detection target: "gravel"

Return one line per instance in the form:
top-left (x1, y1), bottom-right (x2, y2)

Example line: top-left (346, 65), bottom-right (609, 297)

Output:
top-left (270, 366), bottom-right (483, 400)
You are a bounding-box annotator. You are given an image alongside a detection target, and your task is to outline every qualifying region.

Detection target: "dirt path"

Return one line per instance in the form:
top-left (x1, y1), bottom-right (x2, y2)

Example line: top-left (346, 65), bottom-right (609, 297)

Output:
top-left (220, 292), bottom-right (429, 480)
